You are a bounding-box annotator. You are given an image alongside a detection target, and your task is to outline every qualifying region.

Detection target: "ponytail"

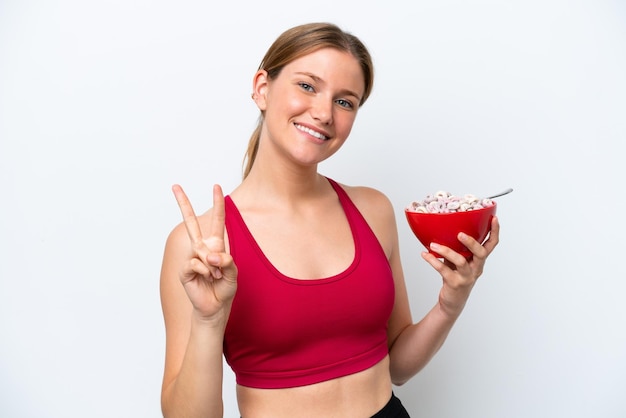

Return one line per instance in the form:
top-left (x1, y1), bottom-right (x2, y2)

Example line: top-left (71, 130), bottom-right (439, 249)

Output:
top-left (243, 117), bottom-right (263, 179)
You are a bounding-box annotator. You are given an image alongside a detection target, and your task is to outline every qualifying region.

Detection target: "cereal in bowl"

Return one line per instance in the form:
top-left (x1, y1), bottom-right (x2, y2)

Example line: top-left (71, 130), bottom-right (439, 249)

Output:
top-left (406, 191), bottom-right (494, 214)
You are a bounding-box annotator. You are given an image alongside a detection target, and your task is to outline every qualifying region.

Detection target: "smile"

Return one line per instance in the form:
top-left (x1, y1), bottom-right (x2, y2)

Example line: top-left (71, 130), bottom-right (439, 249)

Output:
top-left (295, 123), bottom-right (329, 141)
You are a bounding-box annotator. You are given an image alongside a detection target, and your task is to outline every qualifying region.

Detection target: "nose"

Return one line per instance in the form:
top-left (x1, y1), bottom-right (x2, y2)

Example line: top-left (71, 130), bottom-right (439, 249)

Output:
top-left (310, 96), bottom-right (333, 125)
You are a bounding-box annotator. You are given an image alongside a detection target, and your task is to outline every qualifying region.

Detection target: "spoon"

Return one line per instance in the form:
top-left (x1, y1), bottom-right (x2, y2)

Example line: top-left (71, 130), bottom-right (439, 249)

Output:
top-left (485, 188), bottom-right (513, 199)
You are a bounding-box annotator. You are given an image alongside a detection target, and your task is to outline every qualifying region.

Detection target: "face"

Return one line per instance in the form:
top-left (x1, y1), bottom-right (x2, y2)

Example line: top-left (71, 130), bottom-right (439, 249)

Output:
top-left (252, 48), bottom-right (366, 168)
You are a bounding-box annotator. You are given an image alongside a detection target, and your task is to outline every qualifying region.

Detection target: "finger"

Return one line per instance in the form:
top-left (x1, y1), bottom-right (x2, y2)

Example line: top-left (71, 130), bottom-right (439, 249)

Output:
top-left (179, 258), bottom-right (211, 286)
top-left (188, 258), bottom-right (211, 279)
top-left (207, 252), bottom-right (238, 282)
top-left (482, 216), bottom-right (500, 253)
top-left (421, 250), bottom-right (450, 275)
top-left (204, 253), bottom-right (223, 279)
top-left (458, 232), bottom-right (487, 260)
top-left (209, 184), bottom-right (226, 240)
top-left (430, 242), bottom-right (466, 267)
top-left (172, 184), bottom-right (204, 244)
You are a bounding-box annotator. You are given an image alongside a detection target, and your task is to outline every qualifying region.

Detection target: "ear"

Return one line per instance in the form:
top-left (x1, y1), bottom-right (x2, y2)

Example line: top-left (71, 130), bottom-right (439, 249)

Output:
top-left (251, 69), bottom-right (269, 111)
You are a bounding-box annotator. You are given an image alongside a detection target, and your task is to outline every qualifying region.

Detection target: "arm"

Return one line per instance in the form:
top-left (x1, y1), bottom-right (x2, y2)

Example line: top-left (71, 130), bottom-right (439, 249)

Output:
top-left (387, 215), bottom-right (500, 385)
top-left (337, 184), bottom-right (499, 386)
top-left (160, 185), bottom-right (238, 418)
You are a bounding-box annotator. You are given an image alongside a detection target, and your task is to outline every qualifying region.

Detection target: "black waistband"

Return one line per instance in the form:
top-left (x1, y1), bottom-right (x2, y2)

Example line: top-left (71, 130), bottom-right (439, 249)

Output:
top-left (370, 392), bottom-right (411, 418)
top-left (240, 392), bottom-right (410, 418)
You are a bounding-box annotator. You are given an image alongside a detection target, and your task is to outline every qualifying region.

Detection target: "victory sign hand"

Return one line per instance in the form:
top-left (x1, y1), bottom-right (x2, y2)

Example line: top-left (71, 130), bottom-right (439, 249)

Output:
top-left (172, 184), bottom-right (238, 319)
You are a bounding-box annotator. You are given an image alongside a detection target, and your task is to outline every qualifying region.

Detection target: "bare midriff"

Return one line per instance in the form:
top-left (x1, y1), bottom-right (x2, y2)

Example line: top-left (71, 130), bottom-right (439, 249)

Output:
top-left (236, 355), bottom-right (392, 418)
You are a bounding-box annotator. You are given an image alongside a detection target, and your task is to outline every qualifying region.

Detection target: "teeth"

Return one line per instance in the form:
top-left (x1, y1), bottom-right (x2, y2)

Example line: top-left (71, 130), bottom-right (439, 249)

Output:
top-left (295, 124), bottom-right (328, 140)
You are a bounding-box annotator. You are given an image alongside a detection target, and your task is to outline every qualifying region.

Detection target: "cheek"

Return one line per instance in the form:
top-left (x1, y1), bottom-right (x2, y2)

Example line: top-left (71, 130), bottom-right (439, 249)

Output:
top-left (336, 113), bottom-right (357, 137)
top-left (267, 97), bottom-right (306, 123)
top-left (285, 95), bottom-right (308, 113)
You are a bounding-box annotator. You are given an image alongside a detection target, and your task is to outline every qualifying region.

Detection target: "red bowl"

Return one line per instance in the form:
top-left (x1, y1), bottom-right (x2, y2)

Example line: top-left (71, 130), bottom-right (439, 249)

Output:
top-left (405, 202), bottom-right (496, 258)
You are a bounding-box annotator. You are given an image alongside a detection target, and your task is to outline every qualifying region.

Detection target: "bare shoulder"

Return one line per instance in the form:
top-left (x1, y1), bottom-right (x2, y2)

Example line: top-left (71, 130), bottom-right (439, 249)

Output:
top-left (164, 210), bottom-right (212, 249)
top-left (336, 182), bottom-right (394, 219)
top-left (161, 209), bottom-right (217, 278)
top-left (334, 181), bottom-right (398, 257)
top-left (160, 209), bottom-right (215, 323)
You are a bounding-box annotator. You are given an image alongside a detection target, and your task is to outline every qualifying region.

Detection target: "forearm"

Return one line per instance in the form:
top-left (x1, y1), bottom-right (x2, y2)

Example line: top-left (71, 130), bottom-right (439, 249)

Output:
top-left (388, 303), bottom-right (460, 386)
top-left (162, 314), bottom-right (228, 418)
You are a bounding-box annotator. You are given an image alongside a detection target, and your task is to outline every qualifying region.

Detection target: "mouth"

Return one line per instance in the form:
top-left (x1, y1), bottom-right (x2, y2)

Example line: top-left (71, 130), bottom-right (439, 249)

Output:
top-left (294, 123), bottom-right (330, 141)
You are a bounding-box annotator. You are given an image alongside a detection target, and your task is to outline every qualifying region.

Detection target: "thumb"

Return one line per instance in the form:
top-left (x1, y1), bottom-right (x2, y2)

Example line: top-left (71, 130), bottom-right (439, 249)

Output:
top-left (207, 252), bottom-right (238, 280)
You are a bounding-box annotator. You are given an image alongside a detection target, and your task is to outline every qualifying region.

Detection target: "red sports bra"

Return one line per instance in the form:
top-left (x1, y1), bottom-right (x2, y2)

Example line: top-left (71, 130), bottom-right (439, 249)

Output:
top-left (223, 178), bottom-right (395, 389)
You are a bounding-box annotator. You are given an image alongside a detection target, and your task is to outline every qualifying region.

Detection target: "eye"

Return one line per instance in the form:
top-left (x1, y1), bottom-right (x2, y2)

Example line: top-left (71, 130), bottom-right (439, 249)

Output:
top-left (298, 82), bottom-right (315, 92)
top-left (335, 99), bottom-right (354, 109)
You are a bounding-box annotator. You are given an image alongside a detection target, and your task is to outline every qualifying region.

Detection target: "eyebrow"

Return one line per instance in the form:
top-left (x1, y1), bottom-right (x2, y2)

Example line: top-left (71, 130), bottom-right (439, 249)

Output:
top-left (295, 72), bottom-right (363, 102)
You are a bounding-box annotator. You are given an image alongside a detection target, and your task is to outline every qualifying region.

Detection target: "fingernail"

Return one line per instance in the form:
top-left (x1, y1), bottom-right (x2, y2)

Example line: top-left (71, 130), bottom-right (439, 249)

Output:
top-left (430, 242), bottom-right (440, 250)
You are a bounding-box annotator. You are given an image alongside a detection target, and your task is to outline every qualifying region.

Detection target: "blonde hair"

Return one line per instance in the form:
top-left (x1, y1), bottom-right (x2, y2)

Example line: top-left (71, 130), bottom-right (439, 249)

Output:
top-left (243, 22), bottom-right (375, 178)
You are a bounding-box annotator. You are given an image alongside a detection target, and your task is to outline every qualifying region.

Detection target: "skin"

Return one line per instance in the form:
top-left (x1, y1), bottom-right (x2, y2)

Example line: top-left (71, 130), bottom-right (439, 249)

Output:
top-left (160, 48), bottom-right (500, 418)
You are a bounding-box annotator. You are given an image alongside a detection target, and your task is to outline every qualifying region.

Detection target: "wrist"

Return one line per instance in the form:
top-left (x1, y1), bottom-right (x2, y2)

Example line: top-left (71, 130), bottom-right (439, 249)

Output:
top-left (191, 305), bottom-right (231, 329)
top-left (438, 284), bottom-right (473, 320)
top-left (436, 298), bottom-right (465, 322)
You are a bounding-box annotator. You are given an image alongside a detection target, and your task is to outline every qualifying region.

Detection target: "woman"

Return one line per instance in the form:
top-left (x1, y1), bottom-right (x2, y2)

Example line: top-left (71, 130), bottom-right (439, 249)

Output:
top-left (159, 22), bottom-right (500, 418)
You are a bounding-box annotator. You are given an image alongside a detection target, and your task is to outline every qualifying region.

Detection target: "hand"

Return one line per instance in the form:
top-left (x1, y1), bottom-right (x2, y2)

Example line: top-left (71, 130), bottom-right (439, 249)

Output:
top-left (172, 184), bottom-right (238, 320)
top-left (421, 216), bottom-right (500, 318)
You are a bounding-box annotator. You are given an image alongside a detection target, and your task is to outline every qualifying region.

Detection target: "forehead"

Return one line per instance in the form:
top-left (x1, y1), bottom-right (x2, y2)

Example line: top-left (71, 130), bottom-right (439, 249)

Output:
top-left (281, 48), bottom-right (365, 96)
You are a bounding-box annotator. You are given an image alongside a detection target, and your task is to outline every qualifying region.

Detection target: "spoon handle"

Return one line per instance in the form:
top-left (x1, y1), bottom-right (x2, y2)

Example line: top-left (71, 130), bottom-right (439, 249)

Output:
top-left (486, 188), bottom-right (513, 199)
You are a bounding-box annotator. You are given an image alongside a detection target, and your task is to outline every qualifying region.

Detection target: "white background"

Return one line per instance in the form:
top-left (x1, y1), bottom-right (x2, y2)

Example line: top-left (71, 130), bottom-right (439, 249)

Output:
top-left (1, 0), bottom-right (625, 417)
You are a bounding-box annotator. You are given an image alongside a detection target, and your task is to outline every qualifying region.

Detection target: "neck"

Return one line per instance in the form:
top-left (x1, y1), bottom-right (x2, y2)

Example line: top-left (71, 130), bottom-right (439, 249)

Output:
top-left (234, 157), bottom-right (333, 209)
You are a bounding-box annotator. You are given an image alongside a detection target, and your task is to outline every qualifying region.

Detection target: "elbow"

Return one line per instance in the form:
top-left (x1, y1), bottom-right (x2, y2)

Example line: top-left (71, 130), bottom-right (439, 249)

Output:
top-left (389, 366), bottom-right (411, 387)
top-left (161, 387), bottom-right (170, 417)
top-left (392, 378), bottom-right (408, 387)
top-left (161, 383), bottom-right (177, 418)
top-left (389, 358), bottom-right (423, 387)
top-left (161, 396), bottom-right (175, 418)
top-left (391, 373), bottom-right (410, 387)
top-left (161, 394), bottom-right (224, 418)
